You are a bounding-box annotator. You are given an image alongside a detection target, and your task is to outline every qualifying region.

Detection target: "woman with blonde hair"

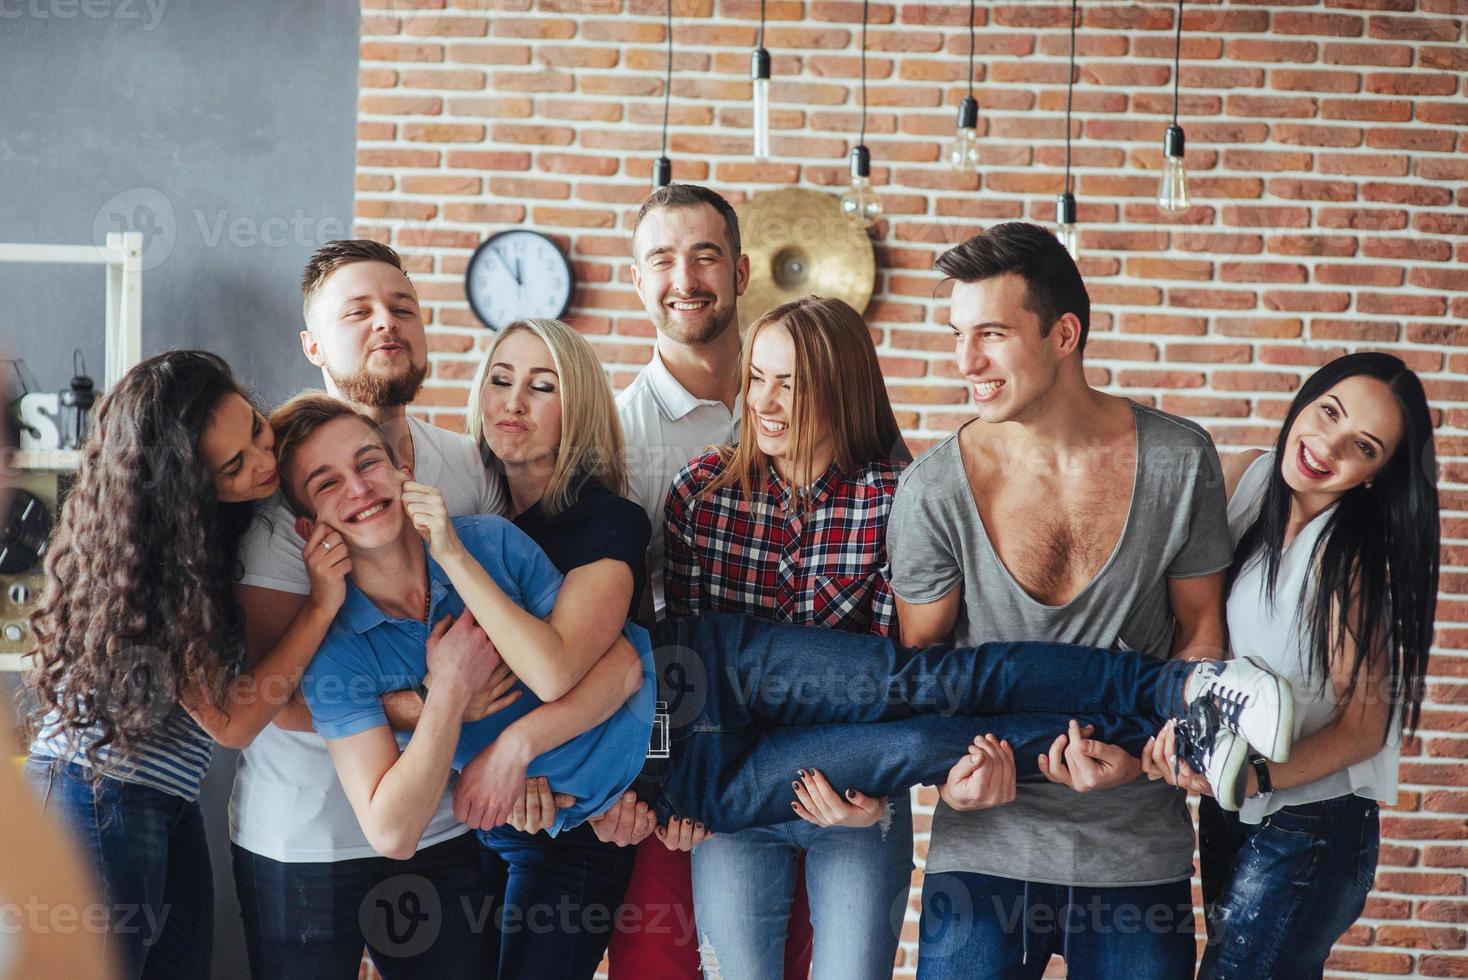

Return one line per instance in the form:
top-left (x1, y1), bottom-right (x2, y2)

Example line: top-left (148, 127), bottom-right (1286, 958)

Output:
top-left (663, 295), bottom-right (914, 980)
top-left (464, 317), bottom-right (653, 979)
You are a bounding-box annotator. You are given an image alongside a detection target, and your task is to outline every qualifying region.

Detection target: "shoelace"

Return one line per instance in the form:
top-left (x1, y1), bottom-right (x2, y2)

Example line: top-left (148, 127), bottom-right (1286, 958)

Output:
top-left (1208, 685), bottom-right (1251, 732)
top-left (1174, 697), bottom-right (1221, 779)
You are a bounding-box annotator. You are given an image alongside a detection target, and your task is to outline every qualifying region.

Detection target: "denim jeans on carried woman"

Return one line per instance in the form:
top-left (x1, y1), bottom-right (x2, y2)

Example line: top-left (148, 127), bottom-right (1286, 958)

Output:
top-left (650, 613), bottom-right (1194, 831)
top-left (1198, 794), bottom-right (1381, 980)
top-left (24, 756), bottom-right (215, 980)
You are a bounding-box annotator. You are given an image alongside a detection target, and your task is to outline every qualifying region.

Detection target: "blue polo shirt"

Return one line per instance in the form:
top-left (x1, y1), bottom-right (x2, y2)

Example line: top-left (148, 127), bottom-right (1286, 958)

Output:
top-left (301, 514), bottom-right (656, 835)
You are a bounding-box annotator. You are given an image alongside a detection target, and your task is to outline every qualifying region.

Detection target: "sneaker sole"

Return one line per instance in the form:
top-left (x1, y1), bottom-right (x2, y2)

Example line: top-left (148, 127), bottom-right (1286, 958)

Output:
top-left (1212, 733), bottom-right (1251, 813)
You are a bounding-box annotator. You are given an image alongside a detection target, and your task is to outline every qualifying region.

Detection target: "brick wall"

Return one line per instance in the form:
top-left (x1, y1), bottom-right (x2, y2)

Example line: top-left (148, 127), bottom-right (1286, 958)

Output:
top-left (354, 0), bottom-right (1468, 974)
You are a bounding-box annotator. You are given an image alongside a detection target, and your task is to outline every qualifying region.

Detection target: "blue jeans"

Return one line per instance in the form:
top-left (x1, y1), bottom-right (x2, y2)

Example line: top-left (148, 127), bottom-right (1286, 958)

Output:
top-left (653, 613), bottom-right (1192, 831)
top-left (24, 756), bottom-right (215, 980)
top-left (478, 822), bottom-right (638, 979)
top-left (690, 795), bottom-right (914, 980)
top-left (1198, 794), bottom-right (1380, 979)
top-left (231, 832), bottom-right (493, 979)
top-left (915, 870), bottom-right (1196, 979)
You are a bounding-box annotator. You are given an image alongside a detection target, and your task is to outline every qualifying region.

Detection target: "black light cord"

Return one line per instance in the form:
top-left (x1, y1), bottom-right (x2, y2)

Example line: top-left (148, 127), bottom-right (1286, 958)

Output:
top-left (966, 0), bottom-right (975, 100)
top-left (661, 0), bottom-right (673, 158)
top-left (758, 0), bottom-right (766, 50)
top-left (1171, 0), bottom-right (1183, 127)
top-left (859, 0), bottom-right (869, 146)
top-left (1064, 0), bottom-right (1077, 194)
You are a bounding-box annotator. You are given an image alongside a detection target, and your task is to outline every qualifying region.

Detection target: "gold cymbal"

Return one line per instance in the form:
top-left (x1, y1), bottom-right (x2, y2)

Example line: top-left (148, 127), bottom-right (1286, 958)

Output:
top-left (734, 188), bottom-right (876, 333)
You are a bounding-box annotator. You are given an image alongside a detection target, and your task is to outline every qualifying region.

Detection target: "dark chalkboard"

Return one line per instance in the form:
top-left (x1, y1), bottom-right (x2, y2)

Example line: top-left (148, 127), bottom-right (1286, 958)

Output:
top-left (0, 0), bottom-right (359, 408)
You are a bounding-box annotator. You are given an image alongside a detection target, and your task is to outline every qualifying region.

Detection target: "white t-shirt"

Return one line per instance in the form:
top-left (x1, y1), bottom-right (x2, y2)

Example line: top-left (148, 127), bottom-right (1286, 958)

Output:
top-left (616, 349), bottom-right (739, 616)
top-left (1228, 451), bottom-right (1401, 825)
top-left (229, 415), bottom-right (506, 862)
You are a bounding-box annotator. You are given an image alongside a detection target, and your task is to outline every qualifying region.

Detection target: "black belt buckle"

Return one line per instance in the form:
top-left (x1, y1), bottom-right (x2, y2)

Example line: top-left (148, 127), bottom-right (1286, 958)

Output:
top-left (647, 700), bottom-right (670, 760)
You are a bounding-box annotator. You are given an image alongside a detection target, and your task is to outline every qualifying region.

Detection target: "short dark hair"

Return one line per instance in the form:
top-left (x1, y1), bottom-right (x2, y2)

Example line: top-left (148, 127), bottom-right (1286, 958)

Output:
top-left (270, 391), bottom-right (397, 516)
top-left (935, 222), bottom-right (1090, 354)
top-left (633, 183), bottom-right (742, 258)
top-left (301, 240), bottom-right (407, 320)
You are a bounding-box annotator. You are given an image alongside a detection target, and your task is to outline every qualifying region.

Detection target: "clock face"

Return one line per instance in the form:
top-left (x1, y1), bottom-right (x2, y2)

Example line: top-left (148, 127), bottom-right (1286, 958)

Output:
top-left (465, 230), bottom-right (575, 331)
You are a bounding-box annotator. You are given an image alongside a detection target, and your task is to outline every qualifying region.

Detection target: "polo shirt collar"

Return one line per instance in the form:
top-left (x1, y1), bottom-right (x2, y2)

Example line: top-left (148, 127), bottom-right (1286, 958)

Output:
top-left (646, 347), bottom-right (741, 423)
top-left (340, 543), bottom-right (452, 635)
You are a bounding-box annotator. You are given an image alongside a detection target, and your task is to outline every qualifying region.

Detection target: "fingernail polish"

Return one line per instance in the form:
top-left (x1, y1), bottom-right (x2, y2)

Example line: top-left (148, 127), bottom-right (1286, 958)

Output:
top-left (792, 781), bottom-right (801, 791)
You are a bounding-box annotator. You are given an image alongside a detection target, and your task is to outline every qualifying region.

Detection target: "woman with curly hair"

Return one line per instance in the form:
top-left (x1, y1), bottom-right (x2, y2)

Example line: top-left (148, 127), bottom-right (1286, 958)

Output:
top-left (24, 350), bottom-right (352, 979)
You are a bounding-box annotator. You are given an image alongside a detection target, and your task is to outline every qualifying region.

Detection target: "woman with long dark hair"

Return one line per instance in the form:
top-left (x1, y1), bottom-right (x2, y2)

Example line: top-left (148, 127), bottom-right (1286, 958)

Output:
top-left (24, 350), bottom-right (351, 978)
top-left (1148, 352), bottom-right (1439, 979)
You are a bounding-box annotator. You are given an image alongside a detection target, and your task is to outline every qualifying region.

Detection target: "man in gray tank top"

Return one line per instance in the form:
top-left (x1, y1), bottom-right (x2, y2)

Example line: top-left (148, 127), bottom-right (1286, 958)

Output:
top-left (887, 223), bottom-right (1232, 978)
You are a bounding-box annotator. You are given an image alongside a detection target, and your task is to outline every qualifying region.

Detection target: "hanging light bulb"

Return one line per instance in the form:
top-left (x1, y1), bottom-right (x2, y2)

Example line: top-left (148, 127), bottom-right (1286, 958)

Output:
top-left (949, 0), bottom-right (979, 176)
top-left (949, 97), bottom-right (979, 176)
top-left (1158, 0), bottom-right (1190, 216)
top-left (1055, 192), bottom-right (1078, 259)
top-left (1158, 124), bottom-right (1189, 215)
top-left (840, 145), bottom-right (881, 226)
top-left (751, 47), bottom-right (771, 161)
top-left (653, 156), bottom-right (672, 188)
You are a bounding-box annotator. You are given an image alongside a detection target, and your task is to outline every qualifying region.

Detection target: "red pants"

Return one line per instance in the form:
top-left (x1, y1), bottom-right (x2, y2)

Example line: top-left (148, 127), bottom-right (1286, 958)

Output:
top-left (607, 837), bottom-right (813, 978)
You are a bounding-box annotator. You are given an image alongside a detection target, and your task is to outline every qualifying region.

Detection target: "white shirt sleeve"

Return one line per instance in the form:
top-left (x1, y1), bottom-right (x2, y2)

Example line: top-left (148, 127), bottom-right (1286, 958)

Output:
top-left (237, 496), bottom-right (310, 596)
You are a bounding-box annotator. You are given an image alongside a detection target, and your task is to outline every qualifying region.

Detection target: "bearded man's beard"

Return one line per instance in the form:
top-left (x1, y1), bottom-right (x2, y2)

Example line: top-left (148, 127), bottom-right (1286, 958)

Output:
top-left (328, 358), bottom-right (428, 408)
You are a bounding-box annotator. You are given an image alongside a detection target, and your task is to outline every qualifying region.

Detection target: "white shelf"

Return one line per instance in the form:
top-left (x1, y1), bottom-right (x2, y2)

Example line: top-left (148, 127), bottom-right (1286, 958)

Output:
top-left (0, 653), bottom-right (34, 673)
top-left (12, 450), bottom-right (81, 472)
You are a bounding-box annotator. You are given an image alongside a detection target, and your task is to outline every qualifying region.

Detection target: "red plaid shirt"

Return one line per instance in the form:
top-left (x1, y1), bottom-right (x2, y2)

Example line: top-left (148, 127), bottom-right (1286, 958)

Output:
top-left (663, 451), bottom-right (903, 636)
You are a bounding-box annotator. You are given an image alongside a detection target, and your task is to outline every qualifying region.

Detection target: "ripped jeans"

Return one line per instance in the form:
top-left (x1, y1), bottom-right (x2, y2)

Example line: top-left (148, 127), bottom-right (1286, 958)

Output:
top-left (1199, 794), bottom-right (1381, 979)
top-left (647, 613), bottom-right (1195, 832)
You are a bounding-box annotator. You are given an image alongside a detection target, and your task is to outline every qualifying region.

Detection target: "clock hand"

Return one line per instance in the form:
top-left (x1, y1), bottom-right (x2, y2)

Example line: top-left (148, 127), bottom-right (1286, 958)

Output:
top-left (493, 247), bottom-right (521, 287)
top-left (514, 256), bottom-right (523, 288)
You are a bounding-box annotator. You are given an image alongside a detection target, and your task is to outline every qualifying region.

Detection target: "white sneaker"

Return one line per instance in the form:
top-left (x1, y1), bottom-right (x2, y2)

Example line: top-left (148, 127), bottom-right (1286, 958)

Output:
top-left (1186, 657), bottom-right (1294, 763)
top-left (1176, 702), bottom-right (1250, 812)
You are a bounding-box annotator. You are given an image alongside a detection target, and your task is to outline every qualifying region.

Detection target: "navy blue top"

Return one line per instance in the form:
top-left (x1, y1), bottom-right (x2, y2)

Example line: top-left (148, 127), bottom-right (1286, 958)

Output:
top-left (512, 478), bottom-right (651, 619)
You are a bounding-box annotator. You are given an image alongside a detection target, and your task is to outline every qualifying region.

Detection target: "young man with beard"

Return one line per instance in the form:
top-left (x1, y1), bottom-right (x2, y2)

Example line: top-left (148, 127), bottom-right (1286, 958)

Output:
top-left (228, 240), bottom-right (507, 978)
top-left (604, 184), bottom-right (817, 979)
top-left (888, 223), bottom-right (1232, 979)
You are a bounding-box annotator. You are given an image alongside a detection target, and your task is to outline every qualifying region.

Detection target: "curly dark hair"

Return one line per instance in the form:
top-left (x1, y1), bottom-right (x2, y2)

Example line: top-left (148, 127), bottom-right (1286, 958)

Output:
top-left (29, 350), bottom-right (258, 770)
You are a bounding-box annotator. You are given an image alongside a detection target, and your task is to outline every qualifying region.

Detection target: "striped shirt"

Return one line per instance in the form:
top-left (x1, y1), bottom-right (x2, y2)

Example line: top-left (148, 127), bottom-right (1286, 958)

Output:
top-left (31, 704), bottom-right (214, 802)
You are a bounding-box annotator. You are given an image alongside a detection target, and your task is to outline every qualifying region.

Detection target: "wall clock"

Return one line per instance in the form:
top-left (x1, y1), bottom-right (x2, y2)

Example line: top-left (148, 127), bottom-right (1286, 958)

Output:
top-left (465, 230), bottom-right (575, 331)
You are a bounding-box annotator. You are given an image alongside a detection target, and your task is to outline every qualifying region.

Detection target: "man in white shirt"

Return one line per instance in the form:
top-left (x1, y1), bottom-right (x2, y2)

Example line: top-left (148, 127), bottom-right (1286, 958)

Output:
top-left (229, 240), bottom-right (506, 978)
top-left (606, 184), bottom-right (814, 980)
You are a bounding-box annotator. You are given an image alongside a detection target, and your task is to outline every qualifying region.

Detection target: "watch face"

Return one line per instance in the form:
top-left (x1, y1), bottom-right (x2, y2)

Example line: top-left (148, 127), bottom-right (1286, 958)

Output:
top-left (466, 231), bottom-right (575, 331)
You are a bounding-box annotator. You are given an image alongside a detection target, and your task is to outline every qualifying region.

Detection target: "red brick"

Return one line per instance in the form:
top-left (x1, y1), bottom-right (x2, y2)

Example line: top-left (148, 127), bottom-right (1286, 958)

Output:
top-left (1115, 313), bottom-right (1207, 336)
top-left (400, 68), bottom-right (485, 89)
top-left (1418, 158), bottom-right (1468, 182)
top-left (1272, 123), bottom-right (1364, 148)
top-left (399, 174), bottom-right (481, 195)
top-left (1321, 97), bottom-right (1413, 121)
top-left (361, 41), bottom-right (444, 62)
top-left (1226, 39), bottom-right (1320, 62)
top-left (491, 123), bottom-right (575, 146)
top-left (1315, 263), bottom-right (1405, 287)
top-left (1369, 14), bottom-right (1465, 41)
top-left (1408, 324), bottom-right (1468, 346)
top-left (1357, 292), bottom-right (1448, 317)
top-left (1116, 370), bottom-right (1206, 390)
top-left (1213, 371), bottom-right (1302, 393)
top-left (444, 43), bottom-right (531, 65)
top-left (1226, 149), bottom-right (1315, 173)
top-left (1362, 237), bottom-right (1453, 262)
top-left (444, 150), bottom-right (532, 171)
top-left (1366, 72), bottom-right (1462, 96)
top-left (1411, 268), bottom-right (1468, 292)
top-left (490, 17), bottom-right (574, 39)
top-left (1261, 344), bottom-right (1348, 367)
top-left (1322, 41), bottom-right (1414, 65)
top-left (1273, 69), bottom-right (1363, 93)
top-left (357, 148), bottom-right (440, 168)
top-left (1221, 262), bottom-right (1310, 284)
top-left (1276, 11), bottom-right (1366, 34)
top-left (1182, 8), bottom-right (1270, 32)
top-left (1323, 950), bottom-right (1414, 974)
top-left (359, 94), bottom-right (443, 116)
top-left (1266, 177), bottom-right (1356, 201)
top-left (1318, 152), bottom-right (1410, 176)
top-left (1216, 317), bottom-right (1304, 339)
top-left (1168, 288), bottom-right (1259, 311)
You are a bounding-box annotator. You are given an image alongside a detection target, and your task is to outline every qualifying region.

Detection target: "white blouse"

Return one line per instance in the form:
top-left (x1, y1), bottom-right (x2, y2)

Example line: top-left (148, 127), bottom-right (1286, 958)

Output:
top-left (1227, 451), bottom-right (1401, 825)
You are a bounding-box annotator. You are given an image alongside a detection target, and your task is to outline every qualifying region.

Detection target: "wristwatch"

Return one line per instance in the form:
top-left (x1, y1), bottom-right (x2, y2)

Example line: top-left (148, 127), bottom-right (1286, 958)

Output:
top-left (1247, 753), bottom-right (1273, 800)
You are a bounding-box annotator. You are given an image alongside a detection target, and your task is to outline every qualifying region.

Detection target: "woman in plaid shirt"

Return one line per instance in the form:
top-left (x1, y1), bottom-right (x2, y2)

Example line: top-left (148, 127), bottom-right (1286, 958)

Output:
top-left (664, 295), bottom-right (916, 980)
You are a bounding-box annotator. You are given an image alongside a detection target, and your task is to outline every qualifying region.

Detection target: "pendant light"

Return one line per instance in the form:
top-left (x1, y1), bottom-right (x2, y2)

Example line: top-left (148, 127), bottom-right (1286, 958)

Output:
top-left (1055, 0), bottom-right (1079, 258)
top-left (948, 0), bottom-right (979, 175)
top-left (653, 0), bottom-right (674, 187)
top-left (1157, 0), bottom-right (1189, 215)
top-left (840, 0), bottom-right (881, 226)
top-left (751, 0), bottom-right (771, 160)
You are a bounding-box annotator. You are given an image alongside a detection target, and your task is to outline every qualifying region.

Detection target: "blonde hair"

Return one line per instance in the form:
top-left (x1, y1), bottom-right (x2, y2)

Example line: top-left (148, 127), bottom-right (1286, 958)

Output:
top-left (467, 319), bottom-right (628, 517)
top-left (701, 295), bottom-right (910, 510)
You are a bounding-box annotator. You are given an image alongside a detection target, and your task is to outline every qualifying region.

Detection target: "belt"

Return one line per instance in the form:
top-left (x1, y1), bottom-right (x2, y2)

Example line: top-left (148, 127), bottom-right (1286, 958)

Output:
top-left (630, 699), bottom-right (670, 807)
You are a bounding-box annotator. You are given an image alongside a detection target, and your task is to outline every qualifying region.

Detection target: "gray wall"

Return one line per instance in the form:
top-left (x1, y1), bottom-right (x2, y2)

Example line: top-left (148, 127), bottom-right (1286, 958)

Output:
top-left (0, 0), bottom-right (359, 407)
top-left (0, 3), bottom-right (360, 976)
